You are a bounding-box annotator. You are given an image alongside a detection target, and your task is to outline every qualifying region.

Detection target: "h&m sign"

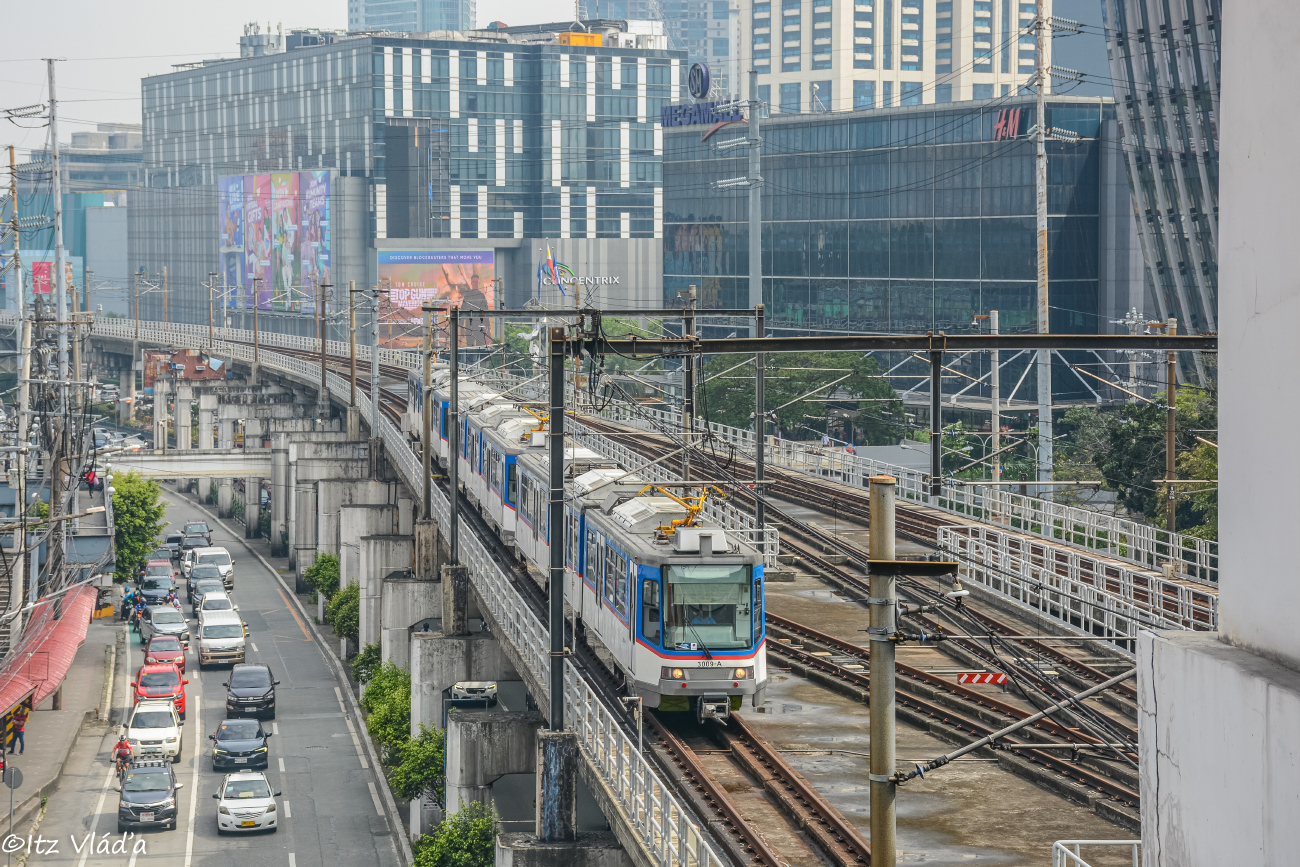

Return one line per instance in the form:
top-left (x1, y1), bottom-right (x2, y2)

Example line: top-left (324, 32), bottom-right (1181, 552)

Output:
top-left (993, 108), bottom-right (1023, 141)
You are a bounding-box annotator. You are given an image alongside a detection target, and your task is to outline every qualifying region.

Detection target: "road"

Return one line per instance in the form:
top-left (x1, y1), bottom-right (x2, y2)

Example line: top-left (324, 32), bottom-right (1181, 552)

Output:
top-left (33, 488), bottom-right (404, 867)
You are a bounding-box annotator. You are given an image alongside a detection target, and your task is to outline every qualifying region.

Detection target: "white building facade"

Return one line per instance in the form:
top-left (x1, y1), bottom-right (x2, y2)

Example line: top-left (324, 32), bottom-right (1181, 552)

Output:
top-left (743, 0), bottom-right (1050, 112)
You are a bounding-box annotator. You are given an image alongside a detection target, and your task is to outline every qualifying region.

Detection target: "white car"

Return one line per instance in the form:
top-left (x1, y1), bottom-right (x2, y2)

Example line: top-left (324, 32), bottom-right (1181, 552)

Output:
top-left (127, 700), bottom-right (184, 763)
top-left (451, 681), bottom-right (498, 705)
top-left (213, 770), bottom-right (280, 834)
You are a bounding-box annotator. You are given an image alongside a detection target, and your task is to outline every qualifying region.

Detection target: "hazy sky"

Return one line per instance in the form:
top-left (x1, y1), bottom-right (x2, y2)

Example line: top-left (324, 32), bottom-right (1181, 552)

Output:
top-left (1, 0), bottom-right (571, 153)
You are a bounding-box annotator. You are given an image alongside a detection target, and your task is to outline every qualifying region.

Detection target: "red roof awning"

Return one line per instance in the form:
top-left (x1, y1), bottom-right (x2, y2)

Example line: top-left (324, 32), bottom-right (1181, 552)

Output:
top-left (0, 587), bottom-right (97, 713)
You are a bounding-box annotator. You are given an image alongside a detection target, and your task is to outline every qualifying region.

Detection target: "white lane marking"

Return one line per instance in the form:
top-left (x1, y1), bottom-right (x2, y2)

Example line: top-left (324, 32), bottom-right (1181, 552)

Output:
top-left (289, 855), bottom-right (296, 867)
top-left (252, 643), bottom-right (259, 652)
top-left (283, 800), bottom-right (291, 819)
top-left (278, 757), bottom-right (286, 773)
top-left (184, 690), bottom-right (202, 867)
top-left (272, 722), bottom-right (279, 735)
top-left (79, 625), bottom-right (132, 867)
top-left (367, 781), bottom-right (384, 816)
top-left (334, 687), bottom-right (369, 769)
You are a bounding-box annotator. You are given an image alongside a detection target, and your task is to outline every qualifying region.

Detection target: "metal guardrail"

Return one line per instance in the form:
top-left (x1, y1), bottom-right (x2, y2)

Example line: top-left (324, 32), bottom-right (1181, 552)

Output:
top-left (595, 401), bottom-right (1218, 586)
top-left (944, 524), bottom-right (1217, 631)
top-left (113, 322), bottom-right (727, 867)
top-left (1052, 840), bottom-right (1141, 867)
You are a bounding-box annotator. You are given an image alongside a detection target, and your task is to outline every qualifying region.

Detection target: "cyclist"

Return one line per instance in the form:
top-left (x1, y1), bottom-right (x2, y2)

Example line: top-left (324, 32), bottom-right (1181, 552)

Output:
top-left (111, 729), bottom-right (134, 773)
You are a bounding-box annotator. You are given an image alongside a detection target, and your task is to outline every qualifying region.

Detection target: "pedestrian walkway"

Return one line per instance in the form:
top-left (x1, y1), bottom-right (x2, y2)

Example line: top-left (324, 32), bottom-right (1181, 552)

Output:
top-left (5, 617), bottom-right (123, 830)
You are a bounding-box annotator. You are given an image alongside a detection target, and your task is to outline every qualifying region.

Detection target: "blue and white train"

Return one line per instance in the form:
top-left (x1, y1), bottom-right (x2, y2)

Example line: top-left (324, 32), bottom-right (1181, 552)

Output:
top-left (417, 369), bottom-right (768, 719)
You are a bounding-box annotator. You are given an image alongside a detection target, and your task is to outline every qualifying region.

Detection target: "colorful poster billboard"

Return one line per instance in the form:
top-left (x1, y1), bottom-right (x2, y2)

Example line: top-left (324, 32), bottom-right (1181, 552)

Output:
top-left (218, 176), bottom-right (244, 307)
top-left (31, 262), bottom-right (51, 295)
top-left (270, 172), bottom-right (300, 310)
top-left (243, 175), bottom-right (273, 309)
top-left (376, 251), bottom-right (495, 346)
top-left (299, 171), bottom-right (331, 314)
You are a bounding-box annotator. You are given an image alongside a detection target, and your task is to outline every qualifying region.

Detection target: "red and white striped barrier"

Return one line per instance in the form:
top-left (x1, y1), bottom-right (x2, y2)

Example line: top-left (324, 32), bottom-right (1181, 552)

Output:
top-left (957, 672), bottom-right (1008, 685)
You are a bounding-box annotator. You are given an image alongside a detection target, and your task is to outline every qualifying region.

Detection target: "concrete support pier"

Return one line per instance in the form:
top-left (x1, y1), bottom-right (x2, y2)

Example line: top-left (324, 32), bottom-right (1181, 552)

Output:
top-left (410, 632), bottom-right (518, 733)
top-left (444, 710), bottom-right (543, 814)
top-left (536, 730), bottom-right (578, 842)
top-left (495, 834), bottom-right (632, 867)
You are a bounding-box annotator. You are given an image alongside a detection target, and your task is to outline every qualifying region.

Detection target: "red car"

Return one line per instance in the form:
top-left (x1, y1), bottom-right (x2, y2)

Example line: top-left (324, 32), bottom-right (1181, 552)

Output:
top-left (143, 634), bottom-right (187, 674)
top-left (132, 662), bottom-right (188, 720)
top-left (142, 559), bottom-right (178, 581)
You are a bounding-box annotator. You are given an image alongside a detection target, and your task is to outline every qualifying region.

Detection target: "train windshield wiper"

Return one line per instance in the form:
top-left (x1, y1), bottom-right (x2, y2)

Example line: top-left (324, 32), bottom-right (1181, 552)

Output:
top-left (685, 621), bottom-right (714, 659)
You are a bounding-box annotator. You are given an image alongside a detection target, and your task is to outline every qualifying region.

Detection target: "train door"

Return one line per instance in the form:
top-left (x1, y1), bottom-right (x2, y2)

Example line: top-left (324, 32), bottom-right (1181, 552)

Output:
top-left (640, 576), bottom-right (661, 647)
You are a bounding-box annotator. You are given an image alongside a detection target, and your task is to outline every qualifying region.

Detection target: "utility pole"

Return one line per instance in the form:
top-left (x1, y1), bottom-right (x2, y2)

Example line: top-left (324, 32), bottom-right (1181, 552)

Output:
top-left (252, 277), bottom-right (261, 369)
top-left (547, 325), bottom-right (566, 731)
top-left (370, 284), bottom-right (381, 436)
top-left (448, 307), bottom-right (460, 565)
top-left (681, 284), bottom-right (696, 490)
top-left (754, 304), bottom-right (765, 532)
top-left (1033, 0), bottom-right (1053, 496)
top-left (207, 272), bottom-right (218, 347)
top-left (929, 352), bottom-right (942, 498)
top-left (222, 271), bottom-right (230, 331)
top-left (134, 271), bottom-right (140, 339)
top-left (868, 474), bottom-right (898, 867)
top-left (421, 304), bottom-right (433, 517)
top-left (47, 59), bottom-right (69, 413)
top-left (162, 265), bottom-right (169, 324)
top-left (1165, 317), bottom-right (1177, 535)
top-left (990, 310), bottom-right (1001, 485)
top-left (349, 280), bottom-right (357, 407)
top-left (7, 146), bottom-right (23, 323)
top-left (747, 69), bottom-right (762, 310)
top-left (318, 282), bottom-right (332, 419)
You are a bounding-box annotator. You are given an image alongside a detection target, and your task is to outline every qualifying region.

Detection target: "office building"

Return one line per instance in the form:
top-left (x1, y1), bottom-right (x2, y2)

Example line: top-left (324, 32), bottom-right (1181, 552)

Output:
top-left (579, 0), bottom-right (741, 96)
top-left (745, 0), bottom-right (1050, 113)
top-left (1100, 0), bottom-right (1219, 342)
top-left (662, 94), bottom-right (1145, 402)
top-left (348, 0), bottom-right (476, 35)
top-left (131, 24), bottom-right (683, 332)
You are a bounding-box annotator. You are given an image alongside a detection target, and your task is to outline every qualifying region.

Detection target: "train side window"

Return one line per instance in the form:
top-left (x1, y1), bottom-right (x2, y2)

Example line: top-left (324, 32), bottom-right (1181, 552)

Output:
top-left (603, 545), bottom-right (617, 605)
top-left (586, 530), bottom-right (598, 585)
top-left (642, 579), bottom-right (660, 643)
top-left (615, 555), bottom-right (629, 618)
top-left (440, 405), bottom-right (447, 437)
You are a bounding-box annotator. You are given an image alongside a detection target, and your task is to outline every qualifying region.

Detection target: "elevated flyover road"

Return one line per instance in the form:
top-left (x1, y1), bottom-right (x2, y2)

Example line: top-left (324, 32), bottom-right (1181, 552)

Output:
top-left (105, 449), bottom-right (272, 479)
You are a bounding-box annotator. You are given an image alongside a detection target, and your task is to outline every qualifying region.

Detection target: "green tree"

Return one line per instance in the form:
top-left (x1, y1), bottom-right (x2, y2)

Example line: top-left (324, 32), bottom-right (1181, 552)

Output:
top-left (111, 471), bottom-right (167, 583)
top-left (304, 553), bottom-right (341, 602)
top-left (697, 351), bottom-right (902, 444)
top-left (326, 583), bottom-right (360, 643)
top-left (360, 661), bottom-right (411, 758)
top-left (351, 642), bottom-right (382, 683)
top-left (413, 801), bottom-right (496, 867)
top-left (390, 725), bottom-right (446, 801)
top-left (1176, 441), bottom-right (1218, 540)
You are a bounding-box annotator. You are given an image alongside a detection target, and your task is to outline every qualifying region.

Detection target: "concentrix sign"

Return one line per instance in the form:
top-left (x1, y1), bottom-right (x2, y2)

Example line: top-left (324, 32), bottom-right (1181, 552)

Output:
top-left (659, 101), bottom-right (744, 128)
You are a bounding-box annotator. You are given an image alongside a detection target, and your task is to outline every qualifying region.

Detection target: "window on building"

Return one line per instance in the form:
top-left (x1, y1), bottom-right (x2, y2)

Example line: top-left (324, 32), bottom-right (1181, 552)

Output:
top-left (758, 84), bottom-right (771, 113)
top-left (779, 82), bottom-right (801, 113)
top-left (935, 83), bottom-right (952, 103)
top-left (782, 47), bottom-right (801, 72)
top-left (882, 0), bottom-right (893, 69)
top-left (882, 80), bottom-right (893, 107)
top-left (901, 81), bottom-right (922, 105)
top-left (973, 83), bottom-right (994, 100)
top-left (714, 37), bottom-right (729, 56)
top-left (713, 0), bottom-right (730, 16)
top-left (1000, 0), bottom-right (1011, 72)
top-left (853, 4), bottom-right (874, 69)
top-left (811, 80), bottom-right (831, 112)
top-left (936, 0), bottom-right (953, 73)
top-left (853, 80), bottom-right (876, 109)
top-left (901, 0), bottom-right (923, 71)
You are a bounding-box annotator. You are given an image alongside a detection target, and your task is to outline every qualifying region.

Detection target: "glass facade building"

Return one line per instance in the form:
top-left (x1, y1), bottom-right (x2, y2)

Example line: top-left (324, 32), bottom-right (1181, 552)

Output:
top-left (132, 28), bottom-right (683, 327)
top-left (1101, 0), bottom-right (1219, 343)
top-left (663, 95), bottom-right (1143, 399)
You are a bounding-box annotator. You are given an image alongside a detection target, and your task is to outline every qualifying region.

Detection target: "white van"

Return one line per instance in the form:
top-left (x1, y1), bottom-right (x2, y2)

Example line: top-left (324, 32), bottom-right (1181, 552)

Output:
top-left (188, 547), bottom-right (234, 589)
top-left (197, 610), bottom-right (247, 667)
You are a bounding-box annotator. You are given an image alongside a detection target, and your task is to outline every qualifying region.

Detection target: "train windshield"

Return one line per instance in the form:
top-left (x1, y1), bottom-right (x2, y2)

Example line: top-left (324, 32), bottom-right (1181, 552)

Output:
top-left (663, 564), bottom-right (753, 650)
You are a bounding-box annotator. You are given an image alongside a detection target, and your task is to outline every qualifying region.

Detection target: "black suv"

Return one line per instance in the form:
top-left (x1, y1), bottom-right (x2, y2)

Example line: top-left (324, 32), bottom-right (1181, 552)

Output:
top-left (188, 566), bottom-right (224, 603)
top-left (209, 719), bottom-right (272, 770)
top-left (117, 759), bottom-right (183, 832)
top-left (223, 664), bottom-right (279, 719)
top-left (183, 521), bottom-right (212, 545)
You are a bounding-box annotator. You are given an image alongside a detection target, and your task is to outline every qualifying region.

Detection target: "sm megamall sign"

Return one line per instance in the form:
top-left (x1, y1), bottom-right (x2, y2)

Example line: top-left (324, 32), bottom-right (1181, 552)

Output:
top-left (660, 101), bottom-right (744, 128)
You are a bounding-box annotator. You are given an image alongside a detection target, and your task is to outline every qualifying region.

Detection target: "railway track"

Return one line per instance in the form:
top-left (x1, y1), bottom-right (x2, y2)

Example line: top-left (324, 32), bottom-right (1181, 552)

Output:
top-left (260, 347), bottom-right (878, 867)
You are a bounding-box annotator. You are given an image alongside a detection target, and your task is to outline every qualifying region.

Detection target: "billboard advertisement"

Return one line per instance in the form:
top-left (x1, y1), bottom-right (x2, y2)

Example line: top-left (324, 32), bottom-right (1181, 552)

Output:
top-left (221, 171), bottom-right (333, 313)
top-left (376, 251), bottom-right (495, 346)
top-left (270, 172), bottom-right (300, 310)
top-left (31, 262), bottom-right (51, 295)
top-left (299, 171), bottom-right (331, 313)
top-left (218, 176), bottom-right (244, 306)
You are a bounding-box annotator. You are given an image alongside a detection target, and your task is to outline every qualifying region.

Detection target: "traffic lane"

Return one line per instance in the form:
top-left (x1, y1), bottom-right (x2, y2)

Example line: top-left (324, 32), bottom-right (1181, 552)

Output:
top-left (163, 491), bottom-right (402, 867)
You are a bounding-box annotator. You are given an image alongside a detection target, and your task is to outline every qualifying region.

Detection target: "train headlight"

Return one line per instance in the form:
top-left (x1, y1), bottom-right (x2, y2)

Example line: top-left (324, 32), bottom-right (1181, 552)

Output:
top-left (662, 667), bottom-right (685, 680)
top-left (735, 667), bottom-right (748, 680)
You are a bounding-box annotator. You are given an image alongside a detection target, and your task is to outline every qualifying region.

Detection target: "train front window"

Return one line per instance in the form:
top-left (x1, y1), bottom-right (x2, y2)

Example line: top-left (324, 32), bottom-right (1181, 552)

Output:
top-left (663, 564), bottom-right (753, 650)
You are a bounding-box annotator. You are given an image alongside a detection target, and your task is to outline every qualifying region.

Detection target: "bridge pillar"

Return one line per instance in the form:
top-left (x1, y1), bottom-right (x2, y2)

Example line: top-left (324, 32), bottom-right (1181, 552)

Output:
top-left (270, 439), bottom-right (289, 556)
top-left (414, 519), bottom-right (443, 581)
top-left (380, 570), bottom-right (440, 671)
top-left (346, 405), bottom-right (361, 441)
top-left (244, 418), bottom-right (264, 539)
top-left (536, 730), bottom-right (579, 842)
top-left (218, 479), bottom-right (233, 518)
top-left (153, 377), bottom-right (170, 449)
top-left (495, 834), bottom-right (631, 867)
top-left (339, 503), bottom-right (398, 591)
top-left (410, 632), bottom-right (520, 733)
top-left (441, 563), bottom-right (469, 636)
top-left (175, 385), bottom-right (193, 451)
top-left (359, 534), bottom-right (413, 650)
top-left (118, 369), bottom-right (132, 424)
top-left (444, 709), bottom-right (543, 816)
top-left (198, 394), bottom-right (217, 450)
